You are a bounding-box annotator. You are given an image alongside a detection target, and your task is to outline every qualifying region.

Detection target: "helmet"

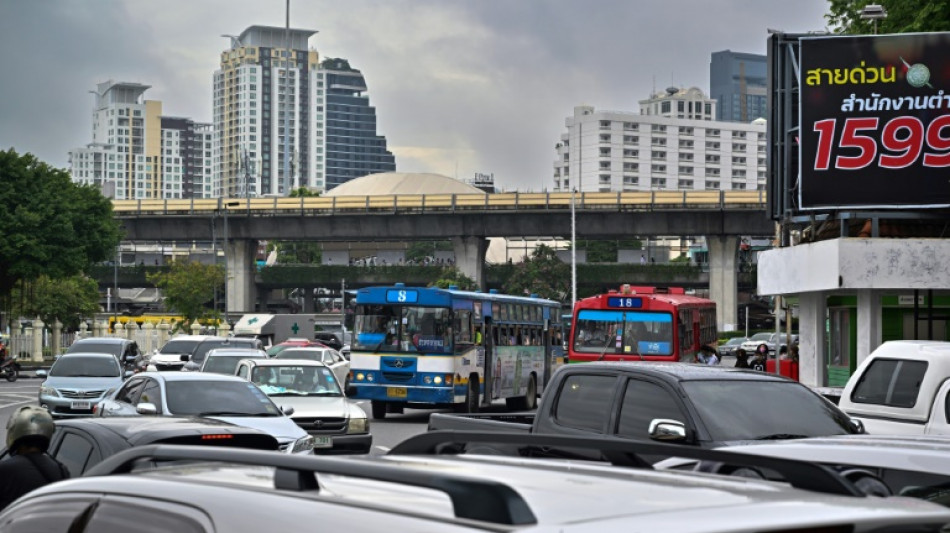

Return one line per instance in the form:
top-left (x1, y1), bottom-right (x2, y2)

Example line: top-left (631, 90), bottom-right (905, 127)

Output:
top-left (5, 406), bottom-right (55, 451)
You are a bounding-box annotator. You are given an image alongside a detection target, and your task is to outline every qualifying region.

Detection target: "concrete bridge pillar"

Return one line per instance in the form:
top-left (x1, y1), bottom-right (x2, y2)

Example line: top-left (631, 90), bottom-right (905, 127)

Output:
top-left (707, 235), bottom-right (739, 332)
top-left (227, 239), bottom-right (259, 316)
top-left (452, 237), bottom-right (488, 290)
top-left (798, 292), bottom-right (828, 388)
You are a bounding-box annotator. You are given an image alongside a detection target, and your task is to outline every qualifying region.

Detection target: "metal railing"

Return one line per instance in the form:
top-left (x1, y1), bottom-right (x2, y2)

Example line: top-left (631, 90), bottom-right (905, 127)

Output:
top-left (113, 190), bottom-right (767, 217)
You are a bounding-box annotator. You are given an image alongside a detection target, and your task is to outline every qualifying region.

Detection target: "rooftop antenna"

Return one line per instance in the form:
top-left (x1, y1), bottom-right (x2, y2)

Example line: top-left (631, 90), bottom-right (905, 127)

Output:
top-left (652, 75), bottom-right (656, 96)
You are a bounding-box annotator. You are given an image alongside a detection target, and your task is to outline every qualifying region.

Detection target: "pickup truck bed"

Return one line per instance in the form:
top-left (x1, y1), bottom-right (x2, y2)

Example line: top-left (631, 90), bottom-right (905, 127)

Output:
top-left (429, 412), bottom-right (534, 433)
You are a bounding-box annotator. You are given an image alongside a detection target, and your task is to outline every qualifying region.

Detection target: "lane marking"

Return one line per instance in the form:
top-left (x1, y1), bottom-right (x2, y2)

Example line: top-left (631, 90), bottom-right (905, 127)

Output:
top-left (0, 399), bottom-right (36, 409)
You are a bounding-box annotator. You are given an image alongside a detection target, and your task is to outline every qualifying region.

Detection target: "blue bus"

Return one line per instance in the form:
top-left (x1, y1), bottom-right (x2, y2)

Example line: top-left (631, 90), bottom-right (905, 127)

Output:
top-left (348, 284), bottom-right (564, 419)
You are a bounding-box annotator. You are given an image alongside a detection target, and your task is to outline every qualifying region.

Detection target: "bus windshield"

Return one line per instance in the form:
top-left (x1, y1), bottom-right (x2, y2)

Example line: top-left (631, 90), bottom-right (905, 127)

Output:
top-left (353, 305), bottom-right (453, 354)
top-left (572, 309), bottom-right (673, 356)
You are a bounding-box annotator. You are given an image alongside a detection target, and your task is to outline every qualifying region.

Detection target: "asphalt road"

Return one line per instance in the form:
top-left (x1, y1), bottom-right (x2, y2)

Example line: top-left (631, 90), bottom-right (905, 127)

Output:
top-left (0, 378), bottom-right (40, 449)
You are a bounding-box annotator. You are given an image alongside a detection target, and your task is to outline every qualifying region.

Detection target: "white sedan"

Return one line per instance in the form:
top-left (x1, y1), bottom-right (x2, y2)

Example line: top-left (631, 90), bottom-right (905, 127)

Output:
top-left (272, 347), bottom-right (351, 387)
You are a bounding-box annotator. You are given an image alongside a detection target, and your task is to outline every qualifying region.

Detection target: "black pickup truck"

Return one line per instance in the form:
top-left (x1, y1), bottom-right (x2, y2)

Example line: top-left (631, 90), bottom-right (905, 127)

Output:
top-left (429, 362), bottom-right (864, 449)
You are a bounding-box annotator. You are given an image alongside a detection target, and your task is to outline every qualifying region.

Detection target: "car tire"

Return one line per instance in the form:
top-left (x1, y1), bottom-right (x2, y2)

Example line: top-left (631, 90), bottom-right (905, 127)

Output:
top-left (371, 400), bottom-right (387, 420)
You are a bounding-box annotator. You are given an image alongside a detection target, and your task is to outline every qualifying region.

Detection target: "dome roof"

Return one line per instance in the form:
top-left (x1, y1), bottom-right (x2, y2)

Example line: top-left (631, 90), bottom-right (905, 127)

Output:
top-left (325, 172), bottom-right (485, 196)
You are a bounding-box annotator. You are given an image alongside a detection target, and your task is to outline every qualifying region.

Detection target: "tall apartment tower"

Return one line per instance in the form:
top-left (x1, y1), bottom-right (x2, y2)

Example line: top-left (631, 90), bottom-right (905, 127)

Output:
top-left (69, 80), bottom-right (212, 199)
top-left (709, 50), bottom-right (767, 123)
top-left (552, 87), bottom-right (765, 193)
top-left (213, 26), bottom-right (395, 197)
top-left (69, 81), bottom-right (162, 199)
top-left (318, 58), bottom-right (395, 190)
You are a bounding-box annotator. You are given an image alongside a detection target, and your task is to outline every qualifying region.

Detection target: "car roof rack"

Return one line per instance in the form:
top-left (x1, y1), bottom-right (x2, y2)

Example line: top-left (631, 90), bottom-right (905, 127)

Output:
top-left (84, 444), bottom-right (536, 526)
top-left (390, 431), bottom-right (862, 497)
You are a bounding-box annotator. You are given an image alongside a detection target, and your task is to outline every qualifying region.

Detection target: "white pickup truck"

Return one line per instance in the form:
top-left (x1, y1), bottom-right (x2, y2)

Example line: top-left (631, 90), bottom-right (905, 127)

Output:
top-left (838, 340), bottom-right (950, 435)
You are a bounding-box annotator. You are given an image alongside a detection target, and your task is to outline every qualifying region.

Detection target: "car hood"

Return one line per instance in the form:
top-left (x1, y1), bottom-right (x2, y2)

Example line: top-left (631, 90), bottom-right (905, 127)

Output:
top-left (209, 414), bottom-right (306, 441)
top-left (43, 376), bottom-right (124, 391)
top-left (269, 395), bottom-right (352, 418)
top-left (151, 353), bottom-right (187, 363)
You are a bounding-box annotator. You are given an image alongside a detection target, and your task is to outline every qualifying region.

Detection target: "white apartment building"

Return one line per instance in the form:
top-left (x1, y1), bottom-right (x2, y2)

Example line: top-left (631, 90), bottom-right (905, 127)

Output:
top-left (69, 80), bottom-right (212, 199)
top-left (553, 87), bottom-right (767, 193)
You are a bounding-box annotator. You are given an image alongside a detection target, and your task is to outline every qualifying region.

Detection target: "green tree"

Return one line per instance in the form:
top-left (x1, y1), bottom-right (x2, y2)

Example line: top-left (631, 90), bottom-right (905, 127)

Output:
top-left (289, 187), bottom-right (320, 197)
top-left (0, 149), bottom-right (122, 323)
top-left (12, 275), bottom-right (100, 331)
top-left (429, 267), bottom-right (477, 290)
top-left (503, 244), bottom-right (570, 302)
top-left (147, 260), bottom-right (224, 328)
top-left (826, 0), bottom-right (950, 34)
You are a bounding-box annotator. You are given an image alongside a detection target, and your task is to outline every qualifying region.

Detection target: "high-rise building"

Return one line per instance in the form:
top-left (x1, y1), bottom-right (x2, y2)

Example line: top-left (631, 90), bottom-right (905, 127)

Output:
top-left (552, 87), bottom-right (766, 193)
top-left (69, 81), bottom-right (162, 200)
top-left (318, 58), bottom-right (395, 190)
top-left (69, 80), bottom-right (212, 199)
top-left (213, 26), bottom-right (395, 197)
top-left (709, 50), bottom-right (767, 123)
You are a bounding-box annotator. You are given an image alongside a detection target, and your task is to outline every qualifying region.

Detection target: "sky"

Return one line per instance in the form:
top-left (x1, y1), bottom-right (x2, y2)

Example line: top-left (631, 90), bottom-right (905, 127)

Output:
top-left (0, 0), bottom-right (832, 192)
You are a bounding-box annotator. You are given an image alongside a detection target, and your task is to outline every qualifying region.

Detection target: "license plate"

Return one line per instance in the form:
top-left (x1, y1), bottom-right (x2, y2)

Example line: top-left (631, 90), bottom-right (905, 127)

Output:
top-left (71, 401), bottom-right (91, 410)
top-left (313, 436), bottom-right (332, 449)
top-left (386, 387), bottom-right (408, 398)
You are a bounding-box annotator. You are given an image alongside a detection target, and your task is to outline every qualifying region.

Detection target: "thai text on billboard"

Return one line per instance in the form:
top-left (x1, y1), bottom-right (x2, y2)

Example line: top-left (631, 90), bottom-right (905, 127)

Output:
top-left (800, 33), bottom-right (950, 210)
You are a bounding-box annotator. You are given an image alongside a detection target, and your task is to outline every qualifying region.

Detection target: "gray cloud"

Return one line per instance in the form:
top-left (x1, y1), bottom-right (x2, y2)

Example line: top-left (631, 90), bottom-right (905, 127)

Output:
top-left (0, 0), bottom-right (829, 189)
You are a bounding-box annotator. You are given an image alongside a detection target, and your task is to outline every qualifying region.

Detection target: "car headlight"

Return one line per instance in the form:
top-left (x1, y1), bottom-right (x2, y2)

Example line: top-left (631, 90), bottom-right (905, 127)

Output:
top-left (40, 385), bottom-right (59, 397)
top-left (347, 416), bottom-right (369, 434)
top-left (292, 435), bottom-right (315, 453)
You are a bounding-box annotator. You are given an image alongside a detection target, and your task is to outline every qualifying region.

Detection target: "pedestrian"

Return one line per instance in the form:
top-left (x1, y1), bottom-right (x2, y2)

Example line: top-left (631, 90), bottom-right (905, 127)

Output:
top-left (0, 406), bottom-right (70, 511)
top-left (750, 343), bottom-right (769, 372)
top-left (640, 254), bottom-right (646, 265)
top-left (696, 344), bottom-right (720, 365)
top-left (734, 348), bottom-right (750, 368)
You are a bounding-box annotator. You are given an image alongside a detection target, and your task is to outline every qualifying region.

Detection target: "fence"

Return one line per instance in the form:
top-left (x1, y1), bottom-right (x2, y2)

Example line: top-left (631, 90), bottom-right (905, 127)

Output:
top-left (8, 318), bottom-right (231, 364)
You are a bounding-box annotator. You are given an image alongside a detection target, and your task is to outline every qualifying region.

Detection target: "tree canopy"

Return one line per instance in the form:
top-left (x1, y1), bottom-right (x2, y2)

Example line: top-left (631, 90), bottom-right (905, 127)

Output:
top-left (429, 267), bottom-right (477, 291)
top-left (502, 244), bottom-right (570, 302)
top-left (12, 275), bottom-right (101, 331)
top-left (826, 0), bottom-right (950, 34)
top-left (0, 149), bottom-right (122, 322)
top-left (147, 260), bottom-right (224, 328)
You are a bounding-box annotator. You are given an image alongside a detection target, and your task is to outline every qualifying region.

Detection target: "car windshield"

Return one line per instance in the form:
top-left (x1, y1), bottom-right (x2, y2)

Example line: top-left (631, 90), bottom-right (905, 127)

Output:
top-left (251, 365), bottom-right (342, 397)
top-left (273, 349), bottom-right (327, 361)
top-left (66, 342), bottom-right (122, 356)
top-left (727, 338), bottom-right (746, 346)
top-left (165, 380), bottom-right (281, 416)
top-left (202, 355), bottom-right (262, 375)
top-left (50, 356), bottom-right (120, 378)
top-left (748, 333), bottom-right (772, 342)
top-left (572, 309), bottom-right (673, 355)
top-left (682, 381), bottom-right (857, 441)
top-left (159, 339), bottom-right (202, 355)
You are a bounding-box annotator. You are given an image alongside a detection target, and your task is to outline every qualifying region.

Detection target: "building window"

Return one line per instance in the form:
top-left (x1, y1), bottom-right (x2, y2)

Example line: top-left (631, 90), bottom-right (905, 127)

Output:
top-left (651, 124), bottom-right (666, 133)
top-left (623, 135), bottom-right (638, 144)
top-left (651, 150), bottom-right (666, 160)
top-left (600, 120), bottom-right (611, 129)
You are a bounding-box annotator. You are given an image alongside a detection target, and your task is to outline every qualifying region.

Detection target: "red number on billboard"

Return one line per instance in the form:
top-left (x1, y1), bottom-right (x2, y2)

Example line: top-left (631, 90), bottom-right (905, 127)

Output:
top-left (836, 118), bottom-right (878, 170)
top-left (813, 119), bottom-right (836, 170)
top-left (923, 115), bottom-right (950, 168)
top-left (879, 116), bottom-right (924, 169)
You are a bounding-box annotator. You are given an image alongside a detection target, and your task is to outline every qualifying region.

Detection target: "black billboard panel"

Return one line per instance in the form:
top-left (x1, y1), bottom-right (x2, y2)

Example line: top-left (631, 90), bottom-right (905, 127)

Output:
top-left (800, 33), bottom-right (950, 210)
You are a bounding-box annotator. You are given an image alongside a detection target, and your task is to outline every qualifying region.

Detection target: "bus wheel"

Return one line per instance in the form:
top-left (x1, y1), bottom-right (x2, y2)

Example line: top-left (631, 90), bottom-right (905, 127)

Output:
top-left (507, 375), bottom-right (538, 411)
top-left (524, 375), bottom-right (538, 410)
top-left (455, 377), bottom-right (479, 413)
top-left (371, 401), bottom-right (387, 420)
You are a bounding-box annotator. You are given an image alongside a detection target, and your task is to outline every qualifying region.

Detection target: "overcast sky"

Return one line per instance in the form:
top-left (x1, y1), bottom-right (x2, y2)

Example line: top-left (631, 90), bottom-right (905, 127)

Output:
top-left (0, 0), bottom-right (831, 192)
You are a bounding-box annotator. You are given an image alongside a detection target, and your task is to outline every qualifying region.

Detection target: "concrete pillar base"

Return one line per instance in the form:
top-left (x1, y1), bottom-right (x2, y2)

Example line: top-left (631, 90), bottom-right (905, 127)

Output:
top-left (798, 292), bottom-right (827, 387)
top-left (452, 237), bottom-right (488, 290)
top-left (227, 239), bottom-right (258, 316)
top-left (707, 236), bottom-right (739, 332)
top-left (857, 289), bottom-right (882, 365)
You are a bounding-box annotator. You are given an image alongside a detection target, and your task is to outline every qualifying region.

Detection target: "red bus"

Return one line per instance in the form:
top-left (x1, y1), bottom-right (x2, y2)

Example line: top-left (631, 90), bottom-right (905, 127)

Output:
top-left (568, 285), bottom-right (717, 363)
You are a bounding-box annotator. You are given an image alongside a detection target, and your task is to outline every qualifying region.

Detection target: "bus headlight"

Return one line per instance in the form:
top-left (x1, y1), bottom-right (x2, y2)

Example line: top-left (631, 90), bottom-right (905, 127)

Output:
top-left (444, 374), bottom-right (453, 385)
top-left (423, 375), bottom-right (432, 384)
top-left (433, 375), bottom-right (442, 384)
top-left (366, 373), bottom-right (375, 382)
top-left (355, 372), bottom-right (365, 381)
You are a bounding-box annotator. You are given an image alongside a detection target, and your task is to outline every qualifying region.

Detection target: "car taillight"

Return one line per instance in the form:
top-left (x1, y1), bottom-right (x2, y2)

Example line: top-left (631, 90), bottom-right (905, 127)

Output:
top-left (201, 434), bottom-right (233, 440)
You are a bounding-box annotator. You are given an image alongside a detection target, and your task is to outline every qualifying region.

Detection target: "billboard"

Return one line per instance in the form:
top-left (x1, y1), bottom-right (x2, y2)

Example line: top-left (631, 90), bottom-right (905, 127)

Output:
top-left (800, 33), bottom-right (950, 210)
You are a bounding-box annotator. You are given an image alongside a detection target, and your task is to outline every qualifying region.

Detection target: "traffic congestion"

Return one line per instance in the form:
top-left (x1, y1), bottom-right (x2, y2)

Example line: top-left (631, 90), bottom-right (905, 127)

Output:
top-left (3, 282), bottom-right (950, 531)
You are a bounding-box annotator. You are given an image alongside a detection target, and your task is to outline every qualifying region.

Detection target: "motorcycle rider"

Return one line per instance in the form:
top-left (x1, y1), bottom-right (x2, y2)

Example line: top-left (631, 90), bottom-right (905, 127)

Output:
top-left (0, 406), bottom-right (70, 511)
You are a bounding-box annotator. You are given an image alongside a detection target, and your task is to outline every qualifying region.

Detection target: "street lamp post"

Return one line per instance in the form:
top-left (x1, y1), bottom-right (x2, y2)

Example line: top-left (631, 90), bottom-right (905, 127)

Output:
top-left (860, 4), bottom-right (887, 34)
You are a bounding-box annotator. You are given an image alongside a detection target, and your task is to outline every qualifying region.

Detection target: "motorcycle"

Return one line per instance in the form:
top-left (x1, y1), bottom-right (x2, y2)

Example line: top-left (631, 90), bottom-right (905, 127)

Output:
top-left (1, 355), bottom-right (20, 382)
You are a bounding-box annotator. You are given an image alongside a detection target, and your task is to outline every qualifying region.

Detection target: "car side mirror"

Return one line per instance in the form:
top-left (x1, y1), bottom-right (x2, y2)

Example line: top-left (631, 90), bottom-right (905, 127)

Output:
top-left (648, 418), bottom-right (689, 442)
top-left (180, 354), bottom-right (190, 362)
top-left (850, 418), bottom-right (866, 434)
top-left (281, 405), bottom-right (295, 416)
top-left (35, 369), bottom-right (48, 378)
top-left (136, 402), bottom-right (158, 415)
